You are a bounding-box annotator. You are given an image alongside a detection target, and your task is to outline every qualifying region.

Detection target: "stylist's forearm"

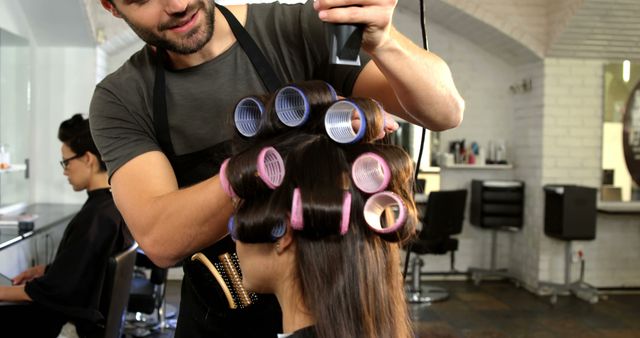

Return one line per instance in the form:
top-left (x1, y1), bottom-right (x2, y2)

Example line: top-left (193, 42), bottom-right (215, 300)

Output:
top-left (116, 176), bottom-right (233, 267)
top-left (369, 28), bottom-right (464, 130)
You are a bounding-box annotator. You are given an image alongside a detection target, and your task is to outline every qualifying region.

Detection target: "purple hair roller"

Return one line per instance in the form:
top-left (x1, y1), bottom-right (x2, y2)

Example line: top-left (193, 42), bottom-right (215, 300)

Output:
top-left (234, 96), bottom-right (265, 137)
top-left (227, 216), bottom-right (237, 241)
top-left (270, 221), bottom-right (287, 241)
top-left (275, 86), bottom-right (311, 127)
top-left (351, 152), bottom-right (391, 194)
top-left (363, 191), bottom-right (407, 234)
top-left (325, 82), bottom-right (338, 101)
top-left (324, 100), bottom-right (367, 144)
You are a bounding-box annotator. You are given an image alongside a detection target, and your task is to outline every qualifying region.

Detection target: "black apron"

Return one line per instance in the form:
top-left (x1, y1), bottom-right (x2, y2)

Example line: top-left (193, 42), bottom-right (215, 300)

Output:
top-left (152, 5), bottom-right (283, 337)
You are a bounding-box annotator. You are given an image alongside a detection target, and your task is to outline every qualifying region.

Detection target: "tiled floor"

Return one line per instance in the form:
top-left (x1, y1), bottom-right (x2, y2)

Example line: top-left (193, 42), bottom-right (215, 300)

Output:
top-left (411, 281), bottom-right (640, 338)
top-left (136, 280), bottom-right (640, 338)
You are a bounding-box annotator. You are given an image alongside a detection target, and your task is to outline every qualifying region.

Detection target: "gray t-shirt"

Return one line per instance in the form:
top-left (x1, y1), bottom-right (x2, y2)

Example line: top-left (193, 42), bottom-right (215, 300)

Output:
top-left (90, 0), bottom-right (369, 179)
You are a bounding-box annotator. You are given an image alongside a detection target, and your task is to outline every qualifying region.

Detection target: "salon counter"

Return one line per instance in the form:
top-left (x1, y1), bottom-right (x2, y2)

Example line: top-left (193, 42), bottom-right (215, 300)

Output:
top-left (0, 204), bottom-right (80, 250)
top-left (0, 204), bottom-right (80, 277)
top-left (597, 201), bottom-right (640, 214)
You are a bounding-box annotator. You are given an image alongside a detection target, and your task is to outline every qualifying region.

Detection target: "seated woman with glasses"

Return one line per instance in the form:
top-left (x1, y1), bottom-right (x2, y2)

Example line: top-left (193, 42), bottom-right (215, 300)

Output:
top-left (0, 114), bottom-right (133, 337)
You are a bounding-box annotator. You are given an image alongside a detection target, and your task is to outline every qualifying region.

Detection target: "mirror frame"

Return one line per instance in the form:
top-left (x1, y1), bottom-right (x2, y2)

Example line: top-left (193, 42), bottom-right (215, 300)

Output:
top-left (622, 79), bottom-right (640, 187)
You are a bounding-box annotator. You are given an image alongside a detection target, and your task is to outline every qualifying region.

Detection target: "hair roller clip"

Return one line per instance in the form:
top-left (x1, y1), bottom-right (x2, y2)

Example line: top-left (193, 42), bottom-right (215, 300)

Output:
top-left (363, 191), bottom-right (407, 234)
top-left (324, 99), bottom-right (367, 144)
top-left (275, 86), bottom-right (311, 127)
top-left (234, 96), bottom-right (265, 137)
top-left (219, 158), bottom-right (237, 199)
top-left (290, 188), bottom-right (351, 235)
top-left (227, 216), bottom-right (237, 241)
top-left (351, 152), bottom-right (391, 194)
top-left (256, 147), bottom-right (285, 189)
top-left (270, 221), bottom-right (287, 241)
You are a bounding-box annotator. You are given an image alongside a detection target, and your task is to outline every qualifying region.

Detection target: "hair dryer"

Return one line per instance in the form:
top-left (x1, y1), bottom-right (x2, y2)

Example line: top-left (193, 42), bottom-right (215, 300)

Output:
top-left (327, 23), bottom-right (363, 66)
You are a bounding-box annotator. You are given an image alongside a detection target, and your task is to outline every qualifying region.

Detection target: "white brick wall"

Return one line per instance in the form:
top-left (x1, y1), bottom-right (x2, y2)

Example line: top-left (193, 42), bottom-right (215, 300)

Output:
top-left (396, 8), bottom-right (519, 274)
top-left (396, 8), bottom-right (640, 287)
top-left (537, 58), bottom-right (640, 287)
top-left (442, 0), bottom-right (553, 58)
top-left (546, 0), bottom-right (584, 50)
top-left (509, 61), bottom-right (545, 288)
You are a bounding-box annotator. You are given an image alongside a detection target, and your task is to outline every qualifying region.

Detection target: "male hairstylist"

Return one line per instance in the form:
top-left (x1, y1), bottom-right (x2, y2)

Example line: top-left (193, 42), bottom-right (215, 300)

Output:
top-left (91, 0), bottom-right (465, 336)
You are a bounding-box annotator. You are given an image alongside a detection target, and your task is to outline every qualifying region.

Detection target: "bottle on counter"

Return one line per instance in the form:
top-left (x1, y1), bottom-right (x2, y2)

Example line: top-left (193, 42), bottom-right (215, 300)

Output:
top-left (0, 144), bottom-right (11, 169)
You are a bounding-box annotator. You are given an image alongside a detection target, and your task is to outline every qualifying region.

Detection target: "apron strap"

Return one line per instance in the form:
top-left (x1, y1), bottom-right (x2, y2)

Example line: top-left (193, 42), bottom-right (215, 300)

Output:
top-left (153, 4), bottom-right (282, 158)
top-left (217, 4), bottom-right (283, 92)
top-left (153, 49), bottom-right (176, 156)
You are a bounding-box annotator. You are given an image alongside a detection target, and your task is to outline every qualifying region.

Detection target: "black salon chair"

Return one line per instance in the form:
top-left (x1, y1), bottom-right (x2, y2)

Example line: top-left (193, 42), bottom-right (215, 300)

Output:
top-left (124, 250), bottom-right (174, 337)
top-left (85, 242), bottom-right (137, 338)
top-left (406, 189), bottom-right (467, 304)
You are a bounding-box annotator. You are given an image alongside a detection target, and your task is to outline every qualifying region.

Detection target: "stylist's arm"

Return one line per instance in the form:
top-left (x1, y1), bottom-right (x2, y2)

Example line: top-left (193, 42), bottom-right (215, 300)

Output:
top-left (315, 0), bottom-right (465, 130)
top-left (110, 152), bottom-right (233, 267)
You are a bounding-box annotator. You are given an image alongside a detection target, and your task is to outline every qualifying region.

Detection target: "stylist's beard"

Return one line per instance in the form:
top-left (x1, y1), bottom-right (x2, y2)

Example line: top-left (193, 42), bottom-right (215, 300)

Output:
top-left (121, 0), bottom-right (215, 55)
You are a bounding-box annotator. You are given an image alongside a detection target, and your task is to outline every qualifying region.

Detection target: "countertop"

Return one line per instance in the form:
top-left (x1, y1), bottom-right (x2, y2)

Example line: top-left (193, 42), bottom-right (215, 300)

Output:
top-left (0, 203), bottom-right (81, 250)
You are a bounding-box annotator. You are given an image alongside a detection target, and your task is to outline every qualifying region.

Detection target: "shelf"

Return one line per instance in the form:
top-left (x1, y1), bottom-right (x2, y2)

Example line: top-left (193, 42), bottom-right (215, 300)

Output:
top-left (441, 164), bottom-right (513, 170)
top-left (0, 164), bottom-right (27, 174)
top-left (418, 167), bottom-right (441, 174)
top-left (597, 201), bottom-right (640, 214)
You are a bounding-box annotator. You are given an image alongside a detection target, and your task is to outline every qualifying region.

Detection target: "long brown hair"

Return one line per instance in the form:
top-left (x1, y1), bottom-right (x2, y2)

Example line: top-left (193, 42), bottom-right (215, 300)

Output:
top-left (229, 81), bottom-right (415, 338)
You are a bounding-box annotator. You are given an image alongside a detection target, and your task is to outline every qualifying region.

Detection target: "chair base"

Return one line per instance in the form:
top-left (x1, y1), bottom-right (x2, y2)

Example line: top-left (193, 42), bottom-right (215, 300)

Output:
top-left (406, 285), bottom-right (449, 304)
top-left (124, 303), bottom-right (178, 337)
top-left (406, 256), bottom-right (450, 304)
top-left (538, 280), bottom-right (600, 304)
top-left (468, 267), bottom-right (521, 287)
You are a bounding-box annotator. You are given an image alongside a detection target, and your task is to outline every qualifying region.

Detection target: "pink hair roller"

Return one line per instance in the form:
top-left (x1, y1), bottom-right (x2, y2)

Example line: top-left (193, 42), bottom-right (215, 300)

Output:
top-left (351, 152), bottom-right (391, 194)
top-left (340, 192), bottom-right (351, 235)
top-left (219, 158), bottom-right (237, 199)
top-left (290, 188), bottom-right (351, 235)
top-left (257, 147), bottom-right (285, 189)
top-left (363, 191), bottom-right (407, 234)
top-left (290, 188), bottom-right (304, 230)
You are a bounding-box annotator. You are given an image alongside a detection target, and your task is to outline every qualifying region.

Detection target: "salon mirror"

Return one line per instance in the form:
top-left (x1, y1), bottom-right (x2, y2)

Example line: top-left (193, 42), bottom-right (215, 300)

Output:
top-left (602, 62), bottom-right (640, 202)
top-left (0, 28), bottom-right (30, 207)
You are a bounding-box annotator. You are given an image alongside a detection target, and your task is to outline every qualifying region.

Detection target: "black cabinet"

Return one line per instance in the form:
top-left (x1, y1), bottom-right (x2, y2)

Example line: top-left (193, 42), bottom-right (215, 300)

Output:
top-left (471, 180), bottom-right (524, 230)
top-left (543, 185), bottom-right (597, 240)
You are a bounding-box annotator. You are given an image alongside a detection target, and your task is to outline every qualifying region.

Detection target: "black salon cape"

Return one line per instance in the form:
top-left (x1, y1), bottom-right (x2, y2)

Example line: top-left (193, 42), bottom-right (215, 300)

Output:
top-left (24, 188), bottom-right (132, 334)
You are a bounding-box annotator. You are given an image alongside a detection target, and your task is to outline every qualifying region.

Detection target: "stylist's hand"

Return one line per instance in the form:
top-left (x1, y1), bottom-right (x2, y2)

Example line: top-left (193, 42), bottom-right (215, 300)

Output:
top-left (313, 0), bottom-right (397, 53)
top-left (12, 265), bottom-right (46, 285)
top-left (351, 113), bottom-right (399, 140)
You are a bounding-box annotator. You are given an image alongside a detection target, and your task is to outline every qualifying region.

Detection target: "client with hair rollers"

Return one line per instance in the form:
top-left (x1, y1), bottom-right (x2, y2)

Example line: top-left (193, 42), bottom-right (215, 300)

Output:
top-left (221, 81), bottom-right (418, 338)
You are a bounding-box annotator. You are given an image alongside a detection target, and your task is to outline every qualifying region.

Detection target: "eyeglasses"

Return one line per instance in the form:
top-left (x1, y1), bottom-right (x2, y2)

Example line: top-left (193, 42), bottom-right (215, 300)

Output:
top-left (59, 154), bottom-right (83, 169)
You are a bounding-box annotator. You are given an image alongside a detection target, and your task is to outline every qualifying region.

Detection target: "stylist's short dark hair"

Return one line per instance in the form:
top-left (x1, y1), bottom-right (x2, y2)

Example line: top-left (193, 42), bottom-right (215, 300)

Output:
top-left (58, 114), bottom-right (107, 172)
